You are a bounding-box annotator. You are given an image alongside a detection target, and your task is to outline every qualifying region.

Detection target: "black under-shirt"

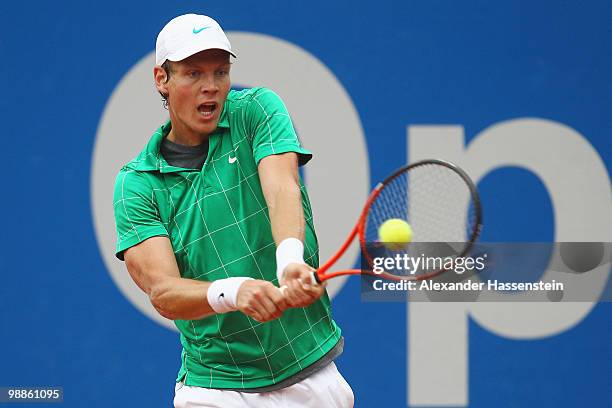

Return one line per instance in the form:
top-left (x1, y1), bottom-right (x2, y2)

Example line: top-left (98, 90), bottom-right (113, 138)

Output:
top-left (160, 137), bottom-right (209, 170)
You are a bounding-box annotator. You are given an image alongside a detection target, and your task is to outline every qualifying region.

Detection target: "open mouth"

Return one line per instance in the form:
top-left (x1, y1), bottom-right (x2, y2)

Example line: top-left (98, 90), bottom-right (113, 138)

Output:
top-left (197, 102), bottom-right (217, 119)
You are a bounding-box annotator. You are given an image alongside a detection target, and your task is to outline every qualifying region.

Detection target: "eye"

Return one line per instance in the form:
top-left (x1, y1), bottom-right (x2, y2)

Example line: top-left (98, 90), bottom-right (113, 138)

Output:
top-left (216, 69), bottom-right (229, 77)
top-left (187, 70), bottom-right (200, 78)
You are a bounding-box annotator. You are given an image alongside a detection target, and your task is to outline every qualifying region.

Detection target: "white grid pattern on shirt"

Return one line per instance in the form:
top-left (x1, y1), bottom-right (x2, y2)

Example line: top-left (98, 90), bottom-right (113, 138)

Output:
top-left (231, 152), bottom-right (305, 370)
top-left (115, 89), bottom-right (335, 388)
top-left (209, 155), bottom-right (279, 381)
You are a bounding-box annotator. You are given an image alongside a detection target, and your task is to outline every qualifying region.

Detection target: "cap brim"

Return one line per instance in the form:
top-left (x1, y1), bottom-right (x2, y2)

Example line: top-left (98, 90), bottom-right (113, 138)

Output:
top-left (166, 41), bottom-right (237, 63)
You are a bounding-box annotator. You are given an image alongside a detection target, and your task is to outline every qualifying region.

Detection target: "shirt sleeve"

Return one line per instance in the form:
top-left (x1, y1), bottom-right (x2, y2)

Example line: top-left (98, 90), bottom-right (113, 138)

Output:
top-left (247, 88), bottom-right (313, 166)
top-left (113, 169), bottom-right (168, 260)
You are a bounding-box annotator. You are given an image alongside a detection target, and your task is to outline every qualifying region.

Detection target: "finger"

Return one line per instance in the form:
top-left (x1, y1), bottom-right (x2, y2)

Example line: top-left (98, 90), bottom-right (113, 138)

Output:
top-left (299, 278), bottom-right (324, 297)
top-left (288, 280), bottom-right (312, 307)
top-left (283, 280), bottom-right (302, 307)
top-left (259, 293), bottom-right (284, 319)
top-left (241, 290), bottom-right (275, 321)
top-left (281, 281), bottom-right (298, 307)
top-left (248, 294), bottom-right (278, 321)
top-left (311, 285), bottom-right (326, 301)
top-left (299, 277), bottom-right (312, 291)
top-left (292, 268), bottom-right (318, 291)
top-left (269, 286), bottom-right (288, 311)
top-left (244, 306), bottom-right (265, 323)
top-left (294, 278), bottom-right (325, 306)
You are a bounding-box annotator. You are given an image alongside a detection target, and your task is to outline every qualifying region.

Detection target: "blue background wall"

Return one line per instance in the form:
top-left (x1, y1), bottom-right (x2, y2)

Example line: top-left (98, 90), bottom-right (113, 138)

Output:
top-left (1, 1), bottom-right (610, 407)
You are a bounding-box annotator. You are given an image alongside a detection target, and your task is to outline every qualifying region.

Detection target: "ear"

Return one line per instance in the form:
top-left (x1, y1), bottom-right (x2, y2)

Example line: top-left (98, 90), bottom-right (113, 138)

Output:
top-left (154, 66), bottom-right (169, 95)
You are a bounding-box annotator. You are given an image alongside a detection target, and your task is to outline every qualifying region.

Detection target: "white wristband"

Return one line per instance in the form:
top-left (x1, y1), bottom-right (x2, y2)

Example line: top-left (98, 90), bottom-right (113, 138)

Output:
top-left (276, 238), bottom-right (305, 284)
top-left (207, 277), bottom-right (253, 314)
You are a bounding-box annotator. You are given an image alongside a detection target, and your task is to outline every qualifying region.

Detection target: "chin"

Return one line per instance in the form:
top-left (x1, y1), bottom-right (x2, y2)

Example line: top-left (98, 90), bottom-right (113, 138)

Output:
top-left (192, 120), bottom-right (218, 136)
top-left (199, 124), bottom-right (217, 136)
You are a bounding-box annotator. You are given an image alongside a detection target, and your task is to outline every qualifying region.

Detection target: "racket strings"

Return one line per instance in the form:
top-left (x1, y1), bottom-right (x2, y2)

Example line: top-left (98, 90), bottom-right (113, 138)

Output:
top-left (363, 163), bottom-right (478, 275)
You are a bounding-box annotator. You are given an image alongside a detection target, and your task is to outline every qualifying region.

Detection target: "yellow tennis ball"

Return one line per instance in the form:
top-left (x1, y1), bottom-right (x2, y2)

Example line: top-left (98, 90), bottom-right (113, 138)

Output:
top-left (378, 219), bottom-right (413, 250)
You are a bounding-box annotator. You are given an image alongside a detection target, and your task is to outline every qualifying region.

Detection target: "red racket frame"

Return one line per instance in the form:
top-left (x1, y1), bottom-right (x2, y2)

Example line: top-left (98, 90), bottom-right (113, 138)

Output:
top-left (312, 159), bottom-right (482, 283)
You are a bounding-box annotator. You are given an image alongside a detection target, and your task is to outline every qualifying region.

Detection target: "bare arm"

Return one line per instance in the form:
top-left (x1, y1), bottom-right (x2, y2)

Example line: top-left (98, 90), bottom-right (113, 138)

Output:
top-left (124, 236), bottom-right (287, 322)
top-left (259, 152), bottom-right (305, 244)
top-left (124, 236), bottom-right (214, 320)
top-left (259, 152), bottom-right (325, 307)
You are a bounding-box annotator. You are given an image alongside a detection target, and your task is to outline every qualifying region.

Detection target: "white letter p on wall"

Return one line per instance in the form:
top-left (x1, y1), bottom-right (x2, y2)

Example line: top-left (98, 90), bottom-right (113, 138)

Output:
top-left (406, 119), bottom-right (612, 406)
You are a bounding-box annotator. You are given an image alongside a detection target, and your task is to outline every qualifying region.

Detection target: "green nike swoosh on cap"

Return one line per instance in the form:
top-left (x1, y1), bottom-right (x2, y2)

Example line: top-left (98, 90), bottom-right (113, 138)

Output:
top-left (193, 26), bottom-right (211, 34)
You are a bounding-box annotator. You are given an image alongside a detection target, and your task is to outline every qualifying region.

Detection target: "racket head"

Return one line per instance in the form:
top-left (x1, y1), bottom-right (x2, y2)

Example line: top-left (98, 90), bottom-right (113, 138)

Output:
top-left (358, 159), bottom-right (482, 281)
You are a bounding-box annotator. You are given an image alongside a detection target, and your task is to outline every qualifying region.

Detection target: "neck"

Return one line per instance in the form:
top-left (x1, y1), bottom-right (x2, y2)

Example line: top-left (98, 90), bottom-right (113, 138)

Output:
top-left (167, 125), bottom-right (209, 146)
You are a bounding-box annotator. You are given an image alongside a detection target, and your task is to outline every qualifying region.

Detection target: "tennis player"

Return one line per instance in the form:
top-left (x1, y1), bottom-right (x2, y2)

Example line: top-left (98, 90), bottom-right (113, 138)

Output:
top-left (113, 14), bottom-right (353, 407)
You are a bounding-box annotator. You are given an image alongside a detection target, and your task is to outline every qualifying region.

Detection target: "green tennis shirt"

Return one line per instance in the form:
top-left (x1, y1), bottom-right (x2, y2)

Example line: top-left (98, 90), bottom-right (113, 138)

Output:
top-left (113, 88), bottom-right (342, 389)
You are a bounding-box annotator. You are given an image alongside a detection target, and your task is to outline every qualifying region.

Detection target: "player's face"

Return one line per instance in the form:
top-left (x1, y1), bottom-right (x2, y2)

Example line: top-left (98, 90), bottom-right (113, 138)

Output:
top-left (159, 49), bottom-right (231, 140)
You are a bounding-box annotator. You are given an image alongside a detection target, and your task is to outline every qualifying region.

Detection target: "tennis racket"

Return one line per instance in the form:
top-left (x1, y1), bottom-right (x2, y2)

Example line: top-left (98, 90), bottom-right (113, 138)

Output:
top-left (310, 159), bottom-right (482, 283)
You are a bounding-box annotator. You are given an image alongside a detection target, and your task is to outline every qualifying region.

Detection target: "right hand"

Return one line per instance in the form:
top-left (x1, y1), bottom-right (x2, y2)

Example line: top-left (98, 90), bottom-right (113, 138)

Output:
top-left (280, 263), bottom-right (326, 308)
top-left (236, 280), bottom-right (288, 322)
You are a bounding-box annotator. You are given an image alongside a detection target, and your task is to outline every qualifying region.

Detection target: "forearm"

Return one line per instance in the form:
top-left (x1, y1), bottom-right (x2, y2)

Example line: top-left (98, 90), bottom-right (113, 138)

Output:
top-left (149, 277), bottom-right (214, 320)
top-left (268, 184), bottom-right (305, 244)
top-left (258, 153), bottom-right (310, 284)
top-left (124, 236), bottom-right (250, 321)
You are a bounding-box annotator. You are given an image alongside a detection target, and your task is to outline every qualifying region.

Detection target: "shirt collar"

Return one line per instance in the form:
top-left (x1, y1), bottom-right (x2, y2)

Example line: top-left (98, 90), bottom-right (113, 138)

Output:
top-left (130, 112), bottom-right (228, 173)
top-left (129, 121), bottom-right (189, 173)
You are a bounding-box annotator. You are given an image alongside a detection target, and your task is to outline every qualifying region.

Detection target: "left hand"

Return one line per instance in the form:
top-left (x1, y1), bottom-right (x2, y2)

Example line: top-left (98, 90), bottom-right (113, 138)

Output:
top-left (280, 263), bottom-right (326, 308)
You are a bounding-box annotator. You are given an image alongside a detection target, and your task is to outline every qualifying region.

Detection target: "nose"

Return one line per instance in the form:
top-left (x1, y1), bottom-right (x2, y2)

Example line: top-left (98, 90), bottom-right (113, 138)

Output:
top-left (200, 73), bottom-right (218, 94)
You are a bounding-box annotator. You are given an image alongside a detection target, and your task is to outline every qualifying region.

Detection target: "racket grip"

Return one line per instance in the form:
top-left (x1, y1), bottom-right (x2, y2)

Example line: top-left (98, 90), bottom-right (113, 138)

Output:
top-left (311, 271), bottom-right (321, 284)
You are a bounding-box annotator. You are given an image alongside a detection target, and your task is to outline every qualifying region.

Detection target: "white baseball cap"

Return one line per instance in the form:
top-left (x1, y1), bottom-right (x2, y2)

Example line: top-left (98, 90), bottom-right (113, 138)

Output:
top-left (155, 14), bottom-right (236, 66)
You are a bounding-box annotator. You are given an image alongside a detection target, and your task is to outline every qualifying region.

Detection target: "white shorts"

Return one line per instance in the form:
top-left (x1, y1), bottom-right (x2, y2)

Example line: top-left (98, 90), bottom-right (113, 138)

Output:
top-left (173, 362), bottom-right (354, 408)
